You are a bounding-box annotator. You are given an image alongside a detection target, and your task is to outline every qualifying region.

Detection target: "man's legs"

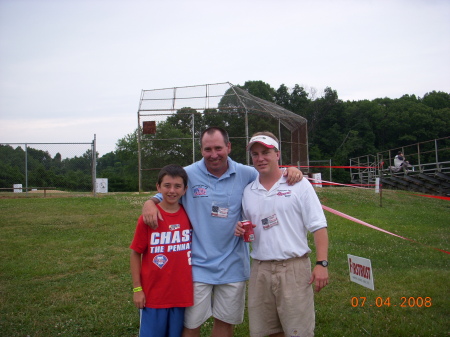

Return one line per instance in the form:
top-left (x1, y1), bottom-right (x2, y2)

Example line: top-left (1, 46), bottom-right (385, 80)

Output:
top-left (210, 282), bottom-right (245, 337)
top-left (212, 318), bottom-right (233, 337)
top-left (184, 283), bottom-right (213, 335)
top-left (182, 319), bottom-right (233, 337)
top-left (184, 282), bottom-right (245, 336)
top-left (182, 326), bottom-right (201, 337)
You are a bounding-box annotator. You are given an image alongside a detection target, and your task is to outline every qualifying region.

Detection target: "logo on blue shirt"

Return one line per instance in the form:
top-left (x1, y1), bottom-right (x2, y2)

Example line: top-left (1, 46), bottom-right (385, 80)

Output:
top-left (193, 185), bottom-right (208, 197)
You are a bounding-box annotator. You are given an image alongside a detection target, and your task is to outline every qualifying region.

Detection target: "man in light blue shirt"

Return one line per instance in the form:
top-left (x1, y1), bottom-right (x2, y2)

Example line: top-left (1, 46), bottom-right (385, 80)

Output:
top-left (142, 127), bottom-right (302, 337)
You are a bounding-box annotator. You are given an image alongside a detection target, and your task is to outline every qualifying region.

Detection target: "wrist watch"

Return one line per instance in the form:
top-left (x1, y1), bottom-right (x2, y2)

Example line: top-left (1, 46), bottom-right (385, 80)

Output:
top-left (316, 260), bottom-right (328, 267)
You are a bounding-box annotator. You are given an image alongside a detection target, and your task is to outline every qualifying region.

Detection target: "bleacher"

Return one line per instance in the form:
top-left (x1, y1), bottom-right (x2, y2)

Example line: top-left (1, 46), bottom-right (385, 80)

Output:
top-left (350, 137), bottom-right (450, 197)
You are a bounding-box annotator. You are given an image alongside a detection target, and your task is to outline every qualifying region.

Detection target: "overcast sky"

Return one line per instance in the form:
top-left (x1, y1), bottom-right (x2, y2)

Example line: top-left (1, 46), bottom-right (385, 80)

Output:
top-left (1, 0), bottom-right (449, 156)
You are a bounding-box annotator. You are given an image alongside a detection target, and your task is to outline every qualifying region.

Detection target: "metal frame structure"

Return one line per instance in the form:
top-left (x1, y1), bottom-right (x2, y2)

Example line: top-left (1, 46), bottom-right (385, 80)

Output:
top-left (137, 82), bottom-right (308, 192)
top-left (350, 136), bottom-right (450, 196)
top-left (0, 137), bottom-right (97, 195)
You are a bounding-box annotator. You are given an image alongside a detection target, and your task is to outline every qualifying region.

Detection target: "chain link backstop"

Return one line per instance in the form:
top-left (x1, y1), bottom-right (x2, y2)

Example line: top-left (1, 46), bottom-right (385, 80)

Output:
top-left (0, 138), bottom-right (96, 196)
top-left (137, 82), bottom-right (309, 192)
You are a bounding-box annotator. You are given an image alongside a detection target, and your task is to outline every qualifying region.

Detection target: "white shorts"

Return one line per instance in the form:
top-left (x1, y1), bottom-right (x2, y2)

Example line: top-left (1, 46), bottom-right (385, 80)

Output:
top-left (184, 281), bottom-right (246, 329)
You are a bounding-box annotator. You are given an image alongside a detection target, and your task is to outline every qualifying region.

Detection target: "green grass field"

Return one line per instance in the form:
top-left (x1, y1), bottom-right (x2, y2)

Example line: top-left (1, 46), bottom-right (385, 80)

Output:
top-left (0, 188), bottom-right (448, 336)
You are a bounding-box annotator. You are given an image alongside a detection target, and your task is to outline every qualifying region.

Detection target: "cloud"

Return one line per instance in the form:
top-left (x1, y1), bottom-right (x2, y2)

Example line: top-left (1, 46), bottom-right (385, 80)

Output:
top-left (0, 115), bottom-right (136, 156)
top-left (1, 0), bottom-right (449, 157)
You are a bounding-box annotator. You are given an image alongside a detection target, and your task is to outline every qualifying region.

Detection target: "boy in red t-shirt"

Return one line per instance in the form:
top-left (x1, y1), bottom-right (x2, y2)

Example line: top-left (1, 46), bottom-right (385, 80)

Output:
top-left (130, 164), bottom-right (193, 337)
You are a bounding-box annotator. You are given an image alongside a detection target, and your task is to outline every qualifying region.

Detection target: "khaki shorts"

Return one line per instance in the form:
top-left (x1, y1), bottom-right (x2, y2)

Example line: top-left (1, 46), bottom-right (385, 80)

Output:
top-left (184, 281), bottom-right (246, 329)
top-left (248, 257), bottom-right (315, 337)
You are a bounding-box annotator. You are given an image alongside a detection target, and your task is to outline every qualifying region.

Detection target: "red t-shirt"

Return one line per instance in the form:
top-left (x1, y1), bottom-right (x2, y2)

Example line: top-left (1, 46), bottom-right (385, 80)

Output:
top-left (130, 204), bottom-right (193, 308)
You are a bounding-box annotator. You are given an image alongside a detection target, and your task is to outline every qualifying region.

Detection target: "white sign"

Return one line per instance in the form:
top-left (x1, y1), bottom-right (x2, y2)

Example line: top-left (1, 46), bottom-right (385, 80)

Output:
top-left (375, 177), bottom-right (380, 193)
top-left (95, 178), bottom-right (108, 193)
top-left (313, 173), bottom-right (322, 188)
top-left (348, 254), bottom-right (374, 290)
top-left (13, 184), bottom-right (23, 193)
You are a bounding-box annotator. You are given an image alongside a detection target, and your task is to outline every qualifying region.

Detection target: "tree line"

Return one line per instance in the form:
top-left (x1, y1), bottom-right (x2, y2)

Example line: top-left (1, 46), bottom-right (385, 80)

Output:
top-left (1, 81), bottom-right (448, 191)
top-left (0, 145), bottom-right (94, 191)
top-left (111, 81), bottom-right (448, 190)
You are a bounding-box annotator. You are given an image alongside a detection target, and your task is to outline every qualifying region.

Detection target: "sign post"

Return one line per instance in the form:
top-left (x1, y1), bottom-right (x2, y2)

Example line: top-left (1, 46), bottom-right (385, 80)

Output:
top-left (348, 254), bottom-right (374, 335)
top-left (95, 178), bottom-right (108, 194)
top-left (313, 173), bottom-right (322, 188)
top-left (348, 254), bottom-right (374, 290)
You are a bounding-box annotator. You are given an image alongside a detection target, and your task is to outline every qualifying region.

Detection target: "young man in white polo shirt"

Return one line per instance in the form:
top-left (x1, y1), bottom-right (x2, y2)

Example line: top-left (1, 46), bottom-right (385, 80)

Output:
top-left (236, 131), bottom-right (329, 337)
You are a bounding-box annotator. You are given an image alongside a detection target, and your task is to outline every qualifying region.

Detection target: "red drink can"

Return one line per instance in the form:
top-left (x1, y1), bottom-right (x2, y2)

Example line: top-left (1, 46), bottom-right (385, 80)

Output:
top-left (242, 220), bottom-right (254, 242)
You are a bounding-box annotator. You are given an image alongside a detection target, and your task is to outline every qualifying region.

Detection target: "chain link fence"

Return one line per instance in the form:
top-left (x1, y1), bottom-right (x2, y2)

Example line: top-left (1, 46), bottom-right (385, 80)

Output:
top-left (137, 82), bottom-right (309, 191)
top-left (0, 139), bottom-right (96, 197)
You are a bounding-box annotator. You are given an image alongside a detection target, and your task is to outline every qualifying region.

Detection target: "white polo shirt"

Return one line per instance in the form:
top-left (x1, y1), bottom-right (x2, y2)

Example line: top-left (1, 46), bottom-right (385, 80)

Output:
top-left (242, 175), bottom-right (327, 261)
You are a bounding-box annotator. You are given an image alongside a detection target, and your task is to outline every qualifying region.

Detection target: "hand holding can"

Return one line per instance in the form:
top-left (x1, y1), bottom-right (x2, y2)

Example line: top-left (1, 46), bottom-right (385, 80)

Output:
top-left (242, 220), bottom-right (255, 242)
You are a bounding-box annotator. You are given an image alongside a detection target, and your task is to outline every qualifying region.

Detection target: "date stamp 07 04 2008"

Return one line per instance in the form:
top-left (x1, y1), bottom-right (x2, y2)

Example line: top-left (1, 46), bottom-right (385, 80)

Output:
top-left (351, 297), bottom-right (432, 308)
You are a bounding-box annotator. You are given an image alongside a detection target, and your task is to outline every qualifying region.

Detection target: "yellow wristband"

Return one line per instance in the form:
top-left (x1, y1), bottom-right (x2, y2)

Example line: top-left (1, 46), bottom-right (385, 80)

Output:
top-left (133, 286), bottom-right (143, 293)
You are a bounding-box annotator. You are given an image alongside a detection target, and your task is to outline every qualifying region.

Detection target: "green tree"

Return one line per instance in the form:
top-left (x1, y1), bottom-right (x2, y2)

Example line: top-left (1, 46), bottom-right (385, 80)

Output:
top-left (166, 107), bottom-right (204, 137)
top-left (115, 131), bottom-right (139, 191)
top-left (97, 151), bottom-right (127, 192)
top-left (420, 91), bottom-right (450, 110)
top-left (0, 145), bottom-right (26, 188)
top-left (241, 80), bottom-right (277, 102)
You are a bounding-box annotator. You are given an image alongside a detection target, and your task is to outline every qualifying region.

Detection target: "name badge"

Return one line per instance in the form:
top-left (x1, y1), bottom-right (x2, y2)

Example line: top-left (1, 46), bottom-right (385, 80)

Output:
top-left (261, 214), bottom-right (279, 230)
top-left (211, 204), bottom-right (229, 218)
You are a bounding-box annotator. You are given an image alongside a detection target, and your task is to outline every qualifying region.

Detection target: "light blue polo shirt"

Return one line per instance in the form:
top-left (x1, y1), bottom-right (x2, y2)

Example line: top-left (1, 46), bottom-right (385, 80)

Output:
top-left (155, 157), bottom-right (257, 284)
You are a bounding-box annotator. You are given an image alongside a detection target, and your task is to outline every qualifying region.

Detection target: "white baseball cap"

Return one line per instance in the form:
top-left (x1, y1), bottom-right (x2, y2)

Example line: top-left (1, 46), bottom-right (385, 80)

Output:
top-left (246, 135), bottom-right (279, 151)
